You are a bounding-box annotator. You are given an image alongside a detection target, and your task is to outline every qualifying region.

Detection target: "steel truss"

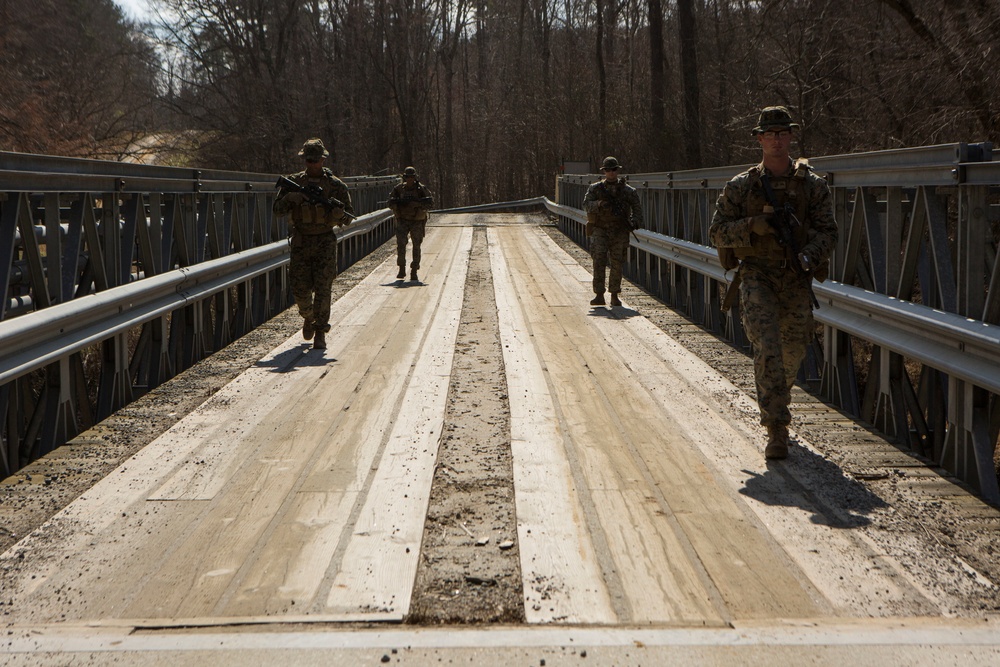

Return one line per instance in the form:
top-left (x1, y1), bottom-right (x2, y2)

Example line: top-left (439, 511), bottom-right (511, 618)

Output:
top-left (0, 152), bottom-right (396, 476)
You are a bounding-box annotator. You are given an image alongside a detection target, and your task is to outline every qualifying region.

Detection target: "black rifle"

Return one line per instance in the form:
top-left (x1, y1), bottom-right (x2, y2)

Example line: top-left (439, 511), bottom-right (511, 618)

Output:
top-left (760, 173), bottom-right (819, 309)
top-left (276, 175), bottom-right (356, 220)
top-left (602, 185), bottom-right (641, 244)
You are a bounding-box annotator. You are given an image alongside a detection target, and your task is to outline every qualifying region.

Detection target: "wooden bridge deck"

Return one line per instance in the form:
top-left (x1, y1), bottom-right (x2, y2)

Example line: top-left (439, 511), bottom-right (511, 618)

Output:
top-left (2, 214), bottom-right (998, 664)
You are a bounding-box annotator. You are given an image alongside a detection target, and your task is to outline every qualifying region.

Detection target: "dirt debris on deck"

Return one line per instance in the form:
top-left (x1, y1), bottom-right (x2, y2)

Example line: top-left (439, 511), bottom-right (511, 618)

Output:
top-left (407, 225), bottom-right (523, 624)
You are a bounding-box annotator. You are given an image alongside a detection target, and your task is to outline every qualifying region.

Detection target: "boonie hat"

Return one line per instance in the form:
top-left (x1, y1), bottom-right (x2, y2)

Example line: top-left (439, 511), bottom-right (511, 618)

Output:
top-left (298, 138), bottom-right (330, 159)
top-left (601, 156), bottom-right (623, 171)
top-left (751, 106), bottom-right (800, 135)
top-left (402, 166), bottom-right (418, 177)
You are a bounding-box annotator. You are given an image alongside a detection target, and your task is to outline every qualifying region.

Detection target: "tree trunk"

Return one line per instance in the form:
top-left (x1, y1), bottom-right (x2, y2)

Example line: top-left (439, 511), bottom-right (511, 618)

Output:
top-left (647, 0), bottom-right (665, 169)
top-left (677, 0), bottom-right (701, 168)
top-left (595, 0), bottom-right (607, 141)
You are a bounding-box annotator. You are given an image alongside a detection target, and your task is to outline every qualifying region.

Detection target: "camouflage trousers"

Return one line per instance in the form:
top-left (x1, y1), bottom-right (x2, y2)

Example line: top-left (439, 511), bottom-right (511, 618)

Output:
top-left (739, 261), bottom-right (814, 426)
top-left (395, 219), bottom-right (426, 269)
top-left (289, 230), bottom-right (338, 331)
top-left (590, 227), bottom-right (630, 294)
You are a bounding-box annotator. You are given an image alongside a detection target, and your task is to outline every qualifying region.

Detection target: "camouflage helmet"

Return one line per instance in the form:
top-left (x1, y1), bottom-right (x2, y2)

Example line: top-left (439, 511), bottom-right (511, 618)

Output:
top-left (298, 138), bottom-right (330, 160)
top-left (402, 166), bottom-right (418, 178)
top-left (751, 106), bottom-right (800, 135)
top-left (601, 156), bottom-right (623, 171)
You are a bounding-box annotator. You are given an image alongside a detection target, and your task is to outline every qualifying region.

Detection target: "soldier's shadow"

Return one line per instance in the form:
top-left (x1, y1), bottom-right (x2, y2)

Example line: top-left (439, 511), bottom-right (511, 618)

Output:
top-left (611, 306), bottom-right (641, 320)
top-left (587, 306), bottom-right (641, 320)
top-left (738, 443), bottom-right (888, 528)
top-left (256, 345), bottom-right (337, 373)
top-left (382, 280), bottom-right (424, 288)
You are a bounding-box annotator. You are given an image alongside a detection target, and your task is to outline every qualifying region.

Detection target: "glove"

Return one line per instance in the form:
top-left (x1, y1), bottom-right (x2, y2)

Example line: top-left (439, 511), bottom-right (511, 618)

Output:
top-left (749, 213), bottom-right (774, 235)
top-left (283, 192), bottom-right (307, 205)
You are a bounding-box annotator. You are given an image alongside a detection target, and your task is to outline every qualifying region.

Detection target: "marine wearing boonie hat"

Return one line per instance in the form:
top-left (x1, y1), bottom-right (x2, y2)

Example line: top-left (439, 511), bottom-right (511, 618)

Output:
top-left (298, 138), bottom-right (330, 159)
top-left (601, 156), bottom-right (623, 171)
top-left (751, 106), bottom-right (800, 135)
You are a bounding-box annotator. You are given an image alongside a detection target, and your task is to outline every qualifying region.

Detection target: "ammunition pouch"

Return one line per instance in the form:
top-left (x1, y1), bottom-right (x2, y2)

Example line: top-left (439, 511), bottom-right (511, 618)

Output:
top-left (397, 200), bottom-right (428, 222)
top-left (718, 246), bottom-right (739, 271)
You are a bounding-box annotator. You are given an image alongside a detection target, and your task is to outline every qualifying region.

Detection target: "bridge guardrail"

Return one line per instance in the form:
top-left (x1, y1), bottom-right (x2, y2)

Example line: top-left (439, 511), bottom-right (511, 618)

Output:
top-left (0, 208), bottom-right (394, 387)
top-left (1, 151), bottom-right (397, 476)
top-left (554, 142), bottom-right (1000, 503)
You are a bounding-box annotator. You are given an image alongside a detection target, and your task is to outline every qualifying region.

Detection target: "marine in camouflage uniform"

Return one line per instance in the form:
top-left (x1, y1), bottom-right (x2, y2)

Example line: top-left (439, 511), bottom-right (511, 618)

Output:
top-left (387, 166), bottom-right (434, 282)
top-left (582, 156), bottom-right (643, 307)
top-left (709, 107), bottom-right (837, 459)
top-left (273, 138), bottom-right (355, 350)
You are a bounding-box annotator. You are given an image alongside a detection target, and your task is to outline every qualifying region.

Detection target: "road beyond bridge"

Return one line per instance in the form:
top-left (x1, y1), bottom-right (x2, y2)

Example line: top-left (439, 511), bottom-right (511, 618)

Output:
top-left (2, 213), bottom-right (999, 665)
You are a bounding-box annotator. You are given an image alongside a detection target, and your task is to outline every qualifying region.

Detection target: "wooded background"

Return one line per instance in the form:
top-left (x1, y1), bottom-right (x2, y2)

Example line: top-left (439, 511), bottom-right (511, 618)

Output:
top-left (1, 0), bottom-right (997, 206)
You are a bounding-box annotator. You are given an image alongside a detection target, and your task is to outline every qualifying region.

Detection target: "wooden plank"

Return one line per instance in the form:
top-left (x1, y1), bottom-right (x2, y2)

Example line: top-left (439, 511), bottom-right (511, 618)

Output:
top-left (149, 276), bottom-right (393, 501)
top-left (520, 227), bottom-right (939, 619)
top-left (212, 228), bottom-right (473, 618)
top-left (489, 227), bottom-right (617, 624)
top-left (0, 238), bottom-right (451, 625)
top-left (124, 370), bottom-right (367, 619)
top-left (593, 489), bottom-right (722, 623)
top-left (500, 237), bottom-right (725, 624)
top-left (128, 235), bottom-right (462, 620)
top-left (325, 227), bottom-right (472, 617)
top-left (218, 303), bottom-right (425, 616)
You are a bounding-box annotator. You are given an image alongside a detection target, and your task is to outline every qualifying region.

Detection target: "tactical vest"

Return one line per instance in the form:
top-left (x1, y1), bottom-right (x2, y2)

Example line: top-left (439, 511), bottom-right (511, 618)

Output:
top-left (394, 184), bottom-right (430, 222)
top-left (289, 172), bottom-right (346, 235)
top-left (733, 160), bottom-right (811, 262)
top-left (587, 181), bottom-right (630, 230)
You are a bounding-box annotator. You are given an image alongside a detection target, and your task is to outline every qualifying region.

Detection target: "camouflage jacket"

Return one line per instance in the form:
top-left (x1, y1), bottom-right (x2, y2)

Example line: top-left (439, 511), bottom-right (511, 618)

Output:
top-left (583, 179), bottom-right (643, 231)
top-left (273, 168), bottom-right (354, 235)
top-left (388, 181), bottom-right (434, 222)
top-left (709, 158), bottom-right (837, 266)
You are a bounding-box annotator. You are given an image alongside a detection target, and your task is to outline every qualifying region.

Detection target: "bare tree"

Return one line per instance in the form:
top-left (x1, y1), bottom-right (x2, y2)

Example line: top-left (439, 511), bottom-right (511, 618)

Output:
top-left (647, 0), bottom-right (666, 169)
top-left (676, 0), bottom-right (701, 167)
top-left (134, 0), bottom-right (998, 198)
top-left (435, 0), bottom-right (472, 207)
top-left (595, 0), bottom-right (608, 139)
top-left (0, 0), bottom-right (159, 158)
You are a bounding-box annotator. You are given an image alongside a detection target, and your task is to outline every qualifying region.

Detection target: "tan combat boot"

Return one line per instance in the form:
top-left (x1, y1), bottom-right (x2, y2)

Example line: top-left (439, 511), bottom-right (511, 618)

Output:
top-left (590, 293), bottom-right (606, 306)
top-left (313, 330), bottom-right (327, 350)
top-left (765, 424), bottom-right (789, 460)
top-left (410, 269), bottom-right (419, 282)
top-left (610, 293), bottom-right (622, 307)
top-left (302, 319), bottom-right (315, 341)
top-left (396, 267), bottom-right (406, 279)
